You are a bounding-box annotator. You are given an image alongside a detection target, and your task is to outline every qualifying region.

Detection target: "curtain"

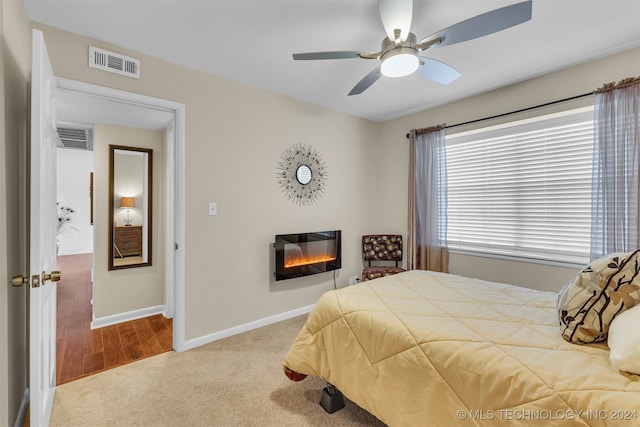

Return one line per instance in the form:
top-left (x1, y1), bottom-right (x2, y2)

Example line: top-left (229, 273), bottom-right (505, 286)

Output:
top-left (408, 126), bottom-right (449, 272)
top-left (590, 77), bottom-right (640, 260)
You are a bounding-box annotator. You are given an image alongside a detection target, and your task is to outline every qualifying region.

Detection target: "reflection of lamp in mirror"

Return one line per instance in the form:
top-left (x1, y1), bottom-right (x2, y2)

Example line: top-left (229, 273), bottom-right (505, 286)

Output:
top-left (119, 197), bottom-right (135, 226)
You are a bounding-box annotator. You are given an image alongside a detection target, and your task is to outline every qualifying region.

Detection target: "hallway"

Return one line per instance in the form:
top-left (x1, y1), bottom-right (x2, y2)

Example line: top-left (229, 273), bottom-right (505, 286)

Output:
top-left (56, 254), bottom-right (172, 384)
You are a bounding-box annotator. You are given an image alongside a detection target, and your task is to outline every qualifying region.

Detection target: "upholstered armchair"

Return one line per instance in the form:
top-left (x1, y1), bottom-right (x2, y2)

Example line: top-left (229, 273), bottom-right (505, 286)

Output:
top-left (362, 235), bottom-right (406, 281)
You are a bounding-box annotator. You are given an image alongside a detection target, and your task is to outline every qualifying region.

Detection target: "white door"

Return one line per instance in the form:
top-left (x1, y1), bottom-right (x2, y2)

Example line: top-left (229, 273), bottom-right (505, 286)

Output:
top-left (30, 29), bottom-right (60, 427)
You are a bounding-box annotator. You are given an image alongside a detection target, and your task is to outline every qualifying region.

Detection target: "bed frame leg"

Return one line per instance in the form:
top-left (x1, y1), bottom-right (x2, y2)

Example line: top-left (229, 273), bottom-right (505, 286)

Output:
top-left (319, 383), bottom-right (345, 414)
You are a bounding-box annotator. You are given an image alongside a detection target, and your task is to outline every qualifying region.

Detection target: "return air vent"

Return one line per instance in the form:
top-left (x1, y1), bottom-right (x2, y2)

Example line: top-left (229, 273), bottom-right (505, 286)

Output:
top-left (89, 46), bottom-right (140, 79)
top-left (56, 127), bottom-right (93, 150)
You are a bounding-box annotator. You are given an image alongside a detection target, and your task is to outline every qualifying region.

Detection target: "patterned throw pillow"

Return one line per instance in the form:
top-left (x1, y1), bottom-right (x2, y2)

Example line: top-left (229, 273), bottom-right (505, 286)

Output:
top-left (557, 250), bottom-right (640, 344)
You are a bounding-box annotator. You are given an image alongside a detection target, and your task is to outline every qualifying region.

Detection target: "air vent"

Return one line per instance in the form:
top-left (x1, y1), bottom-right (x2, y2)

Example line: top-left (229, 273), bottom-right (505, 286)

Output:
top-left (57, 127), bottom-right (93, 150)
top-left (89, 46), bottom-right (140, 79)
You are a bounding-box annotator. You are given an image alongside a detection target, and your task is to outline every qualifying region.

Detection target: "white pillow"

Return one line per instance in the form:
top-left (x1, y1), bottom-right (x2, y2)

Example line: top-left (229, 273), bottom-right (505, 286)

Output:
top-left (608, 304), bottom-right (640, 375)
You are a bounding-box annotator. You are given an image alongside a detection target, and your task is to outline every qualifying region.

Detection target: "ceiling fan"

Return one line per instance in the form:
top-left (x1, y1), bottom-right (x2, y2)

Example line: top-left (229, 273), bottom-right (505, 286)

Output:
top-left (292, 0), bottom-right (532, 95)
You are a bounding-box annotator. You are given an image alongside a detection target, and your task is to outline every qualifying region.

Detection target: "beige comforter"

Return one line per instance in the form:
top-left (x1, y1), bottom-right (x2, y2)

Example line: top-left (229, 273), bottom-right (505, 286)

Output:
top-left (283, 270), bottom-right (640, 426)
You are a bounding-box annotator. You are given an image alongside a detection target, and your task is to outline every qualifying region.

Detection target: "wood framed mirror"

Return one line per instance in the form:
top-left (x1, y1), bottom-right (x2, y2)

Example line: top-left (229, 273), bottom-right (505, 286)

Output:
top-left (108, 145), bottom-right (153, 270)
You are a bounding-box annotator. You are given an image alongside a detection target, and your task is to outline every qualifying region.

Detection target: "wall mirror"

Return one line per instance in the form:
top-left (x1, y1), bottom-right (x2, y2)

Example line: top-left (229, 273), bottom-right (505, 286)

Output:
top-left (295, 164), bottom-right (312, 185)
top-left (108, 145), bottom-right (153, 270)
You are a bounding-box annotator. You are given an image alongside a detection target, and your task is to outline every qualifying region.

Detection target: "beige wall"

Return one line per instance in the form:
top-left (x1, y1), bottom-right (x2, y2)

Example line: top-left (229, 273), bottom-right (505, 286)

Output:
top-left (0, 7), bottom-right (627, 425)
top-left (93, 124), bottom-right (166, 319)
top-left (32, 22), bottom-right (382, 340)
top-left (0, 0), bottom-right (30, 424)
top-left (378, 47), bottom-right (640, 292)
top-left (33, 21), bottom-right (640, 344)
top-left (0, 9), bottom-right (634, 425)
top-left (449, 254), bottom-right (578, 292)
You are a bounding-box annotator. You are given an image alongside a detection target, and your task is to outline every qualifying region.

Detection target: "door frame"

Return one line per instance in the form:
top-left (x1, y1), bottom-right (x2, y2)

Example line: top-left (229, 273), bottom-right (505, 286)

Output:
top-left (55, 77), bottom-right (186, 351)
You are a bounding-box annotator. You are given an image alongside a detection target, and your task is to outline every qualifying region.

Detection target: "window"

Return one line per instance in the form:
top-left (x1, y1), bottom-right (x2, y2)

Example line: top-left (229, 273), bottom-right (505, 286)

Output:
top-left (446, 107), bottom-right (594, 266)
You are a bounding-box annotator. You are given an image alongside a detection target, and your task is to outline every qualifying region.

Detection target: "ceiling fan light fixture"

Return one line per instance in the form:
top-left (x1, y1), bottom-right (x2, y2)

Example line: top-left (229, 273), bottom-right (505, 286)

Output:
top-left (292, 1), bottom-right (533, 94)
top-left (380, 49), bottom-right (419, 77)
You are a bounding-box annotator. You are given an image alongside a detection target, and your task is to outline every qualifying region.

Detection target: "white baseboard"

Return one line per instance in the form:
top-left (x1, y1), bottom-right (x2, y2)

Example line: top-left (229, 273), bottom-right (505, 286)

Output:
top-left (177, 304), bottom-right (314, 352)
top-left (14, 388), bottom-right (29, 427)
top-left (91, 305), bottom-right (168, 329)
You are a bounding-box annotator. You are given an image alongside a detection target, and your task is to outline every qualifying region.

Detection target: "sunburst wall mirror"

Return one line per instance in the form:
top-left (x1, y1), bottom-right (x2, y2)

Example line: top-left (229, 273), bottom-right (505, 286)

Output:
top-left (277, 143), bottom-right (327, 206)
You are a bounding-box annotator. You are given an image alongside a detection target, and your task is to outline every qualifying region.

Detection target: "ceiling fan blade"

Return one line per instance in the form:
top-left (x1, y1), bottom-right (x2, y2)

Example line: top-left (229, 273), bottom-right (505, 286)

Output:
top-left (418, 57), bottom-right (461, 85)
top-left (292, 51), bottom-right (362, 60)
top-left (348, 67), bottom-right (382, 96)
top-left (420, 0), bottom-right (532, 48)
top-left (378, 0), bottom-right (413, 41)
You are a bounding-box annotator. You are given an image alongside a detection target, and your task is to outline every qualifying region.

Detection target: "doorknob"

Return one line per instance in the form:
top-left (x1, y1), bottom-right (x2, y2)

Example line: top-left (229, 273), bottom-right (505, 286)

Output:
top-left (11, 275), bottom-right (29, 287)
top-left (42, 270), bottom-right (61, 283)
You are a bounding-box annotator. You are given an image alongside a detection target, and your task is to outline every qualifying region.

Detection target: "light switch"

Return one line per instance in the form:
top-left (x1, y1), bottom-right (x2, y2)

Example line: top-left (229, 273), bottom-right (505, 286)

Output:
top-left (208, 202), bottom-right (217, 216)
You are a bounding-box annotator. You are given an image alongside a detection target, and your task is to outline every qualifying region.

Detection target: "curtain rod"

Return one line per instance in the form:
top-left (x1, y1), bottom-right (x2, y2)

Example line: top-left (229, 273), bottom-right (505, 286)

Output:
top-left (405, 92), bottom-right (592, 138)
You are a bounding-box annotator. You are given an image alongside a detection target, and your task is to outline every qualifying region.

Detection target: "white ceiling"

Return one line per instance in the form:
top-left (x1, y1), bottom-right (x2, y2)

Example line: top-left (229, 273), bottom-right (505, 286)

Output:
top-left (23, 0), bottom-right (640, 122)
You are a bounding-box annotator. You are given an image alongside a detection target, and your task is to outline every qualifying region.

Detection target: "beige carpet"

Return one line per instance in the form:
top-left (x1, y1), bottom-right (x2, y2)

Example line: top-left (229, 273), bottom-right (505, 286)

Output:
top-left (50, 315), bottom-right (387, 426)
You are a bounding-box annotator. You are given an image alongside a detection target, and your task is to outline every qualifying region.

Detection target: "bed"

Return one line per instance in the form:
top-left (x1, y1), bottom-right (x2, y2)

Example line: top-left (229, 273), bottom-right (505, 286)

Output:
top-left (282, 270), bottom-right (640, 426)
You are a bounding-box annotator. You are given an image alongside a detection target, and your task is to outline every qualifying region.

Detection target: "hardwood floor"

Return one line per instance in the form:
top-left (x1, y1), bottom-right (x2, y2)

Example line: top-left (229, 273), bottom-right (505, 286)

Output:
top-left (56, 254), bottom-right (172, 385)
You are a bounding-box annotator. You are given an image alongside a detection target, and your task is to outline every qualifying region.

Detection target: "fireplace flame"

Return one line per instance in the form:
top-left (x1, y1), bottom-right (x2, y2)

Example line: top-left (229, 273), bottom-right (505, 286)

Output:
top-left (285, 254), bottom-right (336, 268)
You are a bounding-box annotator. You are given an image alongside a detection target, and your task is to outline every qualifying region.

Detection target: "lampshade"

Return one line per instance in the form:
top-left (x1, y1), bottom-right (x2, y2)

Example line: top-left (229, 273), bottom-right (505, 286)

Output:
top-left (119, 197), bottom-right (136, 208)
top-left (380, 49), bottom-right (419, 78)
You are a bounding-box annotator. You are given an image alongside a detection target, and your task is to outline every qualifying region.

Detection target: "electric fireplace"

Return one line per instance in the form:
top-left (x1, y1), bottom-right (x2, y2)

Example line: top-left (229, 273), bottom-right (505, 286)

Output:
top-left (274, 230), bottom-right (342, 281)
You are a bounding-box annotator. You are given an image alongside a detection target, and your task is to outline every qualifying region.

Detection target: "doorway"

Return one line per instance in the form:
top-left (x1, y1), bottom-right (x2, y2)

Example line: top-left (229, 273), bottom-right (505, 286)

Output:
top-left (55, 145), bottom-right (172, 383)
top-left (53, 78), bottom-right (186, 383)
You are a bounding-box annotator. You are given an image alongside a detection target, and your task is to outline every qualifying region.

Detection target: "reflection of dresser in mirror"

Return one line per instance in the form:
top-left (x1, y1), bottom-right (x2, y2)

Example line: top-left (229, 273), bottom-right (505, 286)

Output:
top-left (113, 226), bottom-right (142, 257)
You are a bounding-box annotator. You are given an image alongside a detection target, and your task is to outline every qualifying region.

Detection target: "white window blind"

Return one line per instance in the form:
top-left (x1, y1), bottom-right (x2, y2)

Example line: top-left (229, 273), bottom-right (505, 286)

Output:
top-left (446, 107), bottom-right (594, 265)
